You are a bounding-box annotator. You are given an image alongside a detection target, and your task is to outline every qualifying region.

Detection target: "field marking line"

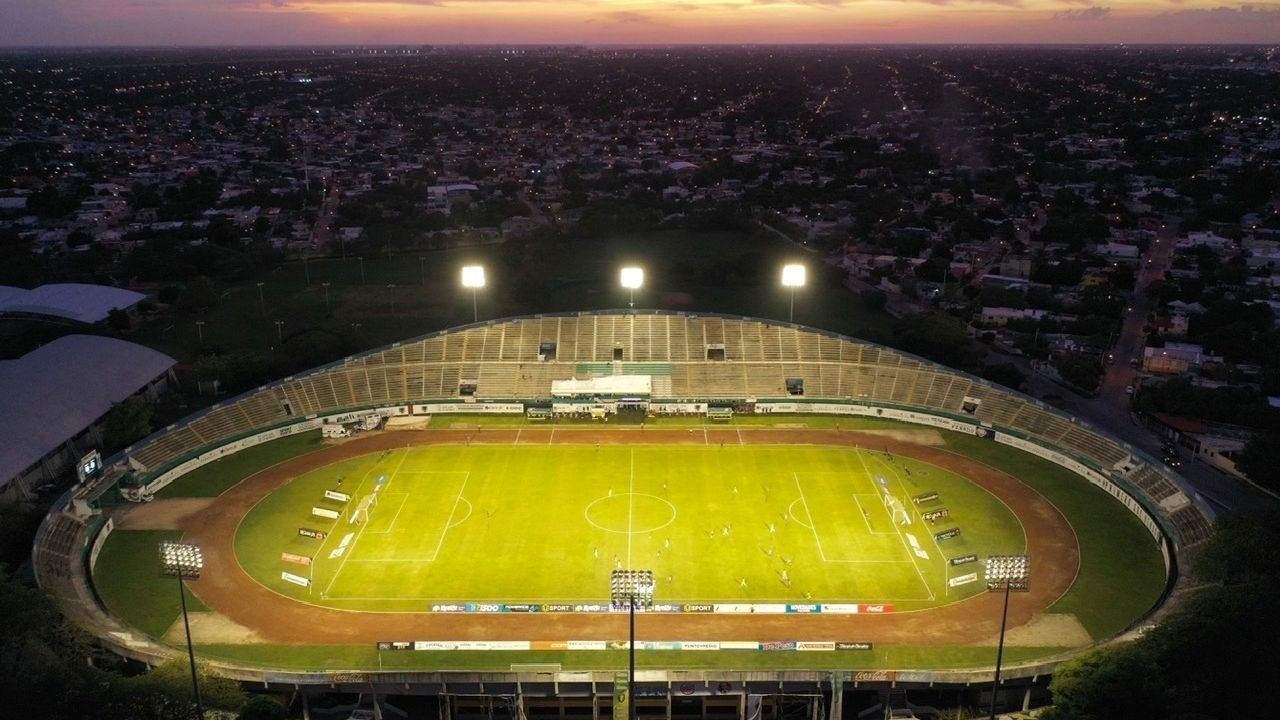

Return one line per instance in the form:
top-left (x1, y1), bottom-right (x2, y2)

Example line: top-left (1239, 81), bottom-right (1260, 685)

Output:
top-left (852, 494), bottom-right (875, 533)
top-left (322, 449), bottom-right (412, 597)
top-left (792, 472), bottom-right (829, 562)
top-left (309, 451), bottom-right (393, 576)
top-left (426, 472), bottom-right (470, 562)
top-left (548, 427), bottom-right (555, 445)
top-left (514, 428), bottom-right (522, 445)
top-left (857, 449), bottom-right (935, 601)
top-left (737, 428), bottom-right (744, 445)
top-left (367, 492), bottom-right (409, 535)
top-left (626, 448), bottom-right (635, 569)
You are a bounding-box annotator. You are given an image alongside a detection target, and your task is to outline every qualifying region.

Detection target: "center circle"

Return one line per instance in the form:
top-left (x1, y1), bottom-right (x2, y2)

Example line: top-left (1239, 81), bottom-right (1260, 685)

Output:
top-left (584, 493), bottom-right (677, 534)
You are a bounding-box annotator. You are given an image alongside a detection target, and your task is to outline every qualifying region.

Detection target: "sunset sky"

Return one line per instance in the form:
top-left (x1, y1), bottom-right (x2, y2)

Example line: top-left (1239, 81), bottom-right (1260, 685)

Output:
top-left (1, 1), bottom-right (1278, 47)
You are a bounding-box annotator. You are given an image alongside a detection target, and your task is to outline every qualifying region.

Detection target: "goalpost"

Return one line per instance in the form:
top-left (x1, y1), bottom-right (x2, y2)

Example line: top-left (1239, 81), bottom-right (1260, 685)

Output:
top-left (350, 492), bottom-right (378, 525)
top-left (882, 489), bottom-right (912, 526)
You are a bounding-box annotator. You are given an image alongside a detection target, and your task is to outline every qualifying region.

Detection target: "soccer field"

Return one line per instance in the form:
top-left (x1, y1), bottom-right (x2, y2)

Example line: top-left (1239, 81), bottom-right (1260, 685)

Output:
top-left (236, 443), bottom-right (1025, 612)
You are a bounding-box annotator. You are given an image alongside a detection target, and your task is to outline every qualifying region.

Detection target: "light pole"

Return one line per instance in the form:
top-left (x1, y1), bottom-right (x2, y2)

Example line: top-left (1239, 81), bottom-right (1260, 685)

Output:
top-left (461, 265), bottom-right (485, 323)
top-left (419, 256), bottom-right (427, 286)
top-left (984, 554), bottom-right (1030, 720)
top-left (781, 264), bottom-right (806, 324)
top-left (194, 320), bottom-right (205, 344)
top-left (303, 256), bottom-right (311, 286)
top-left (387, 283), bottom-right (397, 316)
top-left (611, 569), bottom-right (654, 720)
top-left (357, 256), bottom-right (365, 285)
top-left (620, 267), bottom-right (644, 310)
top-left (274, 319), bottom-right (285, 344)
top-left (256, 282), bottom-right (265, 316)
top-left (159, 541), bottom-right (205, 720)
top-left (322, 282), bottom-right (331, 314)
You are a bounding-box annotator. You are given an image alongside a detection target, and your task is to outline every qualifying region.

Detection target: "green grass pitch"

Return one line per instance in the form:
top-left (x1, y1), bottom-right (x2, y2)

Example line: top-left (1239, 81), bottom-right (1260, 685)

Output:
top-left (235, 444), bottom-right (1025, 612)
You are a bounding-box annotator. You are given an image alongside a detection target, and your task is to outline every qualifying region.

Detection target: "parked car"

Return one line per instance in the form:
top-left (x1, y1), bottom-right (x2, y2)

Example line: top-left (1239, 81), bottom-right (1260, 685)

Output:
top-left (1162, 455), bottom-right (1182, 468)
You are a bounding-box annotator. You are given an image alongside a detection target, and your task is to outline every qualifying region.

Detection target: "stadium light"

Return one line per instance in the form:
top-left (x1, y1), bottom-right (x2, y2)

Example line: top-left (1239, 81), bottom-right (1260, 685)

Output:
top-left (984, 554), bottom-right (1030, 720)
top-left (611, 569), bottom-right (654, 720)
top-left (159, 541), bottom-right (206, 720)
top-left (781, 264), bottom-right (806, 323)
top-left (620, 267), bottom-right (644, 309)
top-left (461, 265), bottom-right (486, 323)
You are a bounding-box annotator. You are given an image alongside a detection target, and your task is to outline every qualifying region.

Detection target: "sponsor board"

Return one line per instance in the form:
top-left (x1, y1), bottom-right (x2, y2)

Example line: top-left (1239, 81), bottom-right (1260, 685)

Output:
top-left (652, 603), bottom-right (683, 613)
top-left (720, 641), bottom-right (759, 650)
top-left (835, 641), bottom-right (874, 651)
top-left (796, 641), bottom-right (836, 652)
top-left (575, 603), bottom-right (608, 612)
top-left (311, 506), bottom-right (340, 520)
top-left (851, 671), bottom-right (895, 683)
top-left (280, 571), bottom-right (310, 587)
top-left (787, 604), bottom-right (822, 613)
top-left (281, 552), bottom-right (312, 566)
top-left (713, 604), bottom-right (754, 614)
top-left (678, 641), bottom-right (720, 651)
top-left (682, 603), bottom-right (714, 613)
top-left (530, 641), bottom-right (568, 650)
top-left (760, 641), bottom-right (798, 651)
top-left (934, 527), bottom-right (962, 541)
top-left (430, 603), bottom-right (466, 612)
top-left (504, 603), bottom-right (541, 613)
top-left (821, 603), bottom-right (860, 614)
top-left (753, 604), bottom-right (788, 614)
top-left (377, 641), bottom-right (413, 651)
top-left (922, 508), bottom-right (950, 522)
top-left (414, 641), bottom-right (456, 650)
top-left (324, 490), bottom-right (351, 503)
top-left (328, 672), bottom-right (369, 684)
top-left (896, 671), bottom-right (935, 683)
top-left (858, 604), bottom-right (894, 614)
top-left (567, 640), bottom-right (606, 650)
top-left (413, 402), bottom-right (524, 415)
top-left (298, 527), bottom-right (326, 540)
top-left (948, 572), bottom-right (979, 588)
top-left (912, 491), bottom-right (941, 505)
top-left (467, 603), bottom-right (506, 613)
top-left (544, 603), bottom-right (574, 612)
top-left (949, 553), bottom-right (978, 566)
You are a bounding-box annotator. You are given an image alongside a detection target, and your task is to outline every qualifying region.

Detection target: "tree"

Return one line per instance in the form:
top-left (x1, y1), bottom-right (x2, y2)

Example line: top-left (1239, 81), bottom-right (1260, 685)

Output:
top-left (1235, 432), bottom-right (1280, 493)
top-left (1042, 641), bottom-right (1168, 720)
top-left (102, 395), bottom-right (154, 452)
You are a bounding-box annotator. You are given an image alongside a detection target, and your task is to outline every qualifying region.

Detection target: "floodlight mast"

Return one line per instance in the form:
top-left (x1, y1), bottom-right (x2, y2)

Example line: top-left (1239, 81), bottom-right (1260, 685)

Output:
top-left (159, 542), bottom-right (205, 720)
top-left (611, 569), bottom-right (654, 720)
top-left (461, 265), bottom-right (486, 323)
top-left (620, 267), bottom-right (644, 309)
top-left (781, 264), bottom-right (806, 323)
top-left (984, 554), bottom-right (1030, 720)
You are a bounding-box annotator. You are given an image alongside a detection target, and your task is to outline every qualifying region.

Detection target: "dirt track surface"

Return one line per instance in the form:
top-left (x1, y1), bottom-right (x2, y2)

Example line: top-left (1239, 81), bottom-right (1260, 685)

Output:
top-left (175, 428), bottom-right (1079, 645)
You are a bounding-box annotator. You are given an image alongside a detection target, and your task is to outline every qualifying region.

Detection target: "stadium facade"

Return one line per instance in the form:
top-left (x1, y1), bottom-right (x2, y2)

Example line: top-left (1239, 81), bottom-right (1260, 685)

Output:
top-left (35, 311), bottom-right (1212, 718)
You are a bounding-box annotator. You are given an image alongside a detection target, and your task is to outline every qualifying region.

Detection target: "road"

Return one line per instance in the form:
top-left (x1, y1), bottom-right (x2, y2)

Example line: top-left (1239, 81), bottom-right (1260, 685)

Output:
top-left (1019, 221), bottom-right (1275, 516)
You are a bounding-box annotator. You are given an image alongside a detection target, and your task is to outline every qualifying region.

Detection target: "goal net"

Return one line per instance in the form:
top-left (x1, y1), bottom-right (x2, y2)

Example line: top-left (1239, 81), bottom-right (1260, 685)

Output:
top-left (350, 492), bottom-right (378, 525)
top-left (882, 491), bottom-right (912, 526)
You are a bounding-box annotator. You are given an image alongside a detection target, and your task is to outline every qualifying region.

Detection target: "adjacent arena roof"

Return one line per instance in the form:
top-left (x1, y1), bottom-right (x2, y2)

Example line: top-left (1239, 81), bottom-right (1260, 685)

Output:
top-left (0, 335), bottom-right (175, 487)
top-left (0, 283), bottom-right (146, 324)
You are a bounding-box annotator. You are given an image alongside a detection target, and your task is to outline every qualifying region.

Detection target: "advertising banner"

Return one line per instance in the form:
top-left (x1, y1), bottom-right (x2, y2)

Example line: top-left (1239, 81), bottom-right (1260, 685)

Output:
top-left (311, 506), bottom-right (340, 519)
top-left (912, 491), bottom-right (941, 505)
top-left (281, 571), bottom-right (310, 587)
top-left (921, 508), bottom-right (950, 522)
top-left (298, 527), bottom-right (326, 539)
top-left (835, 641), bottom-right (874, 651)
top-left (281, 552), bottom-right (312, 566)
top-left (934, 527), bottom-right (962, 541)
top-left (324, 490), bottom-right (351, 503)
top-left (612, 671), bottom-right (629, 720)
top-left (796, 641), bottom-right (836, 651)
top-left (949, 553), bottom-right (978, 566)
top-left (948, 572), bottom-right (979, 587)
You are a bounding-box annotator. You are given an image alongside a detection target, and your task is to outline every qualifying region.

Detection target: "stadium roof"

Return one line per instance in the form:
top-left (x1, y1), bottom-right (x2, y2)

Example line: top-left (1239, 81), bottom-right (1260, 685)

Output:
top-left (0, 283), bottom-right (146, 324)
top-left (0, 335), bottom-right (175, 488)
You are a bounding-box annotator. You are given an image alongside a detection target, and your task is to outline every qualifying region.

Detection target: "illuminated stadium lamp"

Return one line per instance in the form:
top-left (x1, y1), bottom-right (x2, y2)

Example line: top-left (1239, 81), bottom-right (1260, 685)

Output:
top-left (984, 554), bottom-right (1030, 720)
top-left (159, 542), bottom-right (206, 720)
top-left (620, 267), bottom-right (644, 309)
top-left (460, 265), bottom-right (485, 323)
top-left (781, 264), bottom-right (806, 323)
top-left (611, 569), bottom-right (654, 720)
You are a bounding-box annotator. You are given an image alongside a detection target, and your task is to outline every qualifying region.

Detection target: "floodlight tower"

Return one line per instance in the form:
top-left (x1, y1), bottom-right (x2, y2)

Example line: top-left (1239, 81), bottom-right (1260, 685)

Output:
top-left (461, 265), bottom-right (485, 323)
top-left (984, 554), bottom-right (1030, 720)
top-left (159, 541), bottom-right (206, 720)
top-left (611, 569), bottom-right (654, 720)
top-left (781, 264), bottom-right (806, 323)
top-left (620, 267), bottom-right (644, 309)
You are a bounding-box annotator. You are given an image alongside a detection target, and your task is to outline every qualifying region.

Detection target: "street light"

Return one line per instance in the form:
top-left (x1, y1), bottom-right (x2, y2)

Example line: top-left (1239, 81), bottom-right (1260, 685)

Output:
top-left (620, 267), bottom-right (644, 309)
top-left (611, 569), bottom-right (654, 720)
top-left (460, 265), bottom-right (485, 323)
top-left (357, 256), bottom-right (365, 285)
top-left (194, 320), bottom-right (205, 344)
top-left (322, 282), bottom-right (331, 314)
top-left (781, 264), bottom-right (806, 323)
top-left (255, 282), bottom-right (265, 316)
top-left (984, 554), bottom-right (1030, 720)
top-left (387, 283), bottom-right (397, 316)
top-left (274, 319), bottom-right (285, 344)
top-left (159, 541), bottom-right (205, 720)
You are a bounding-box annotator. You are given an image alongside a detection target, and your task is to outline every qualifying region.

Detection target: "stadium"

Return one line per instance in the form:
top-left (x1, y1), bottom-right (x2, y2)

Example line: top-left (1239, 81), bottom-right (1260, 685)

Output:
top-left (35, 310), bottom-right (1211, 718)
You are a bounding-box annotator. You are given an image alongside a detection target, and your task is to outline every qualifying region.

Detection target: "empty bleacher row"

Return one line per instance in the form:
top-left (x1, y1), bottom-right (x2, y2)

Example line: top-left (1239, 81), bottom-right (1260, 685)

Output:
top-left (114, 312), bottom-right (1205, 548)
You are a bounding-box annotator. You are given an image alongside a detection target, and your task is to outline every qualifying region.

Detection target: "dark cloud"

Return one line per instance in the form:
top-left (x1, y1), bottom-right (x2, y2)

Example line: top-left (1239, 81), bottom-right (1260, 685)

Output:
top-left (1056, 6), bottom-right (1112, 21)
